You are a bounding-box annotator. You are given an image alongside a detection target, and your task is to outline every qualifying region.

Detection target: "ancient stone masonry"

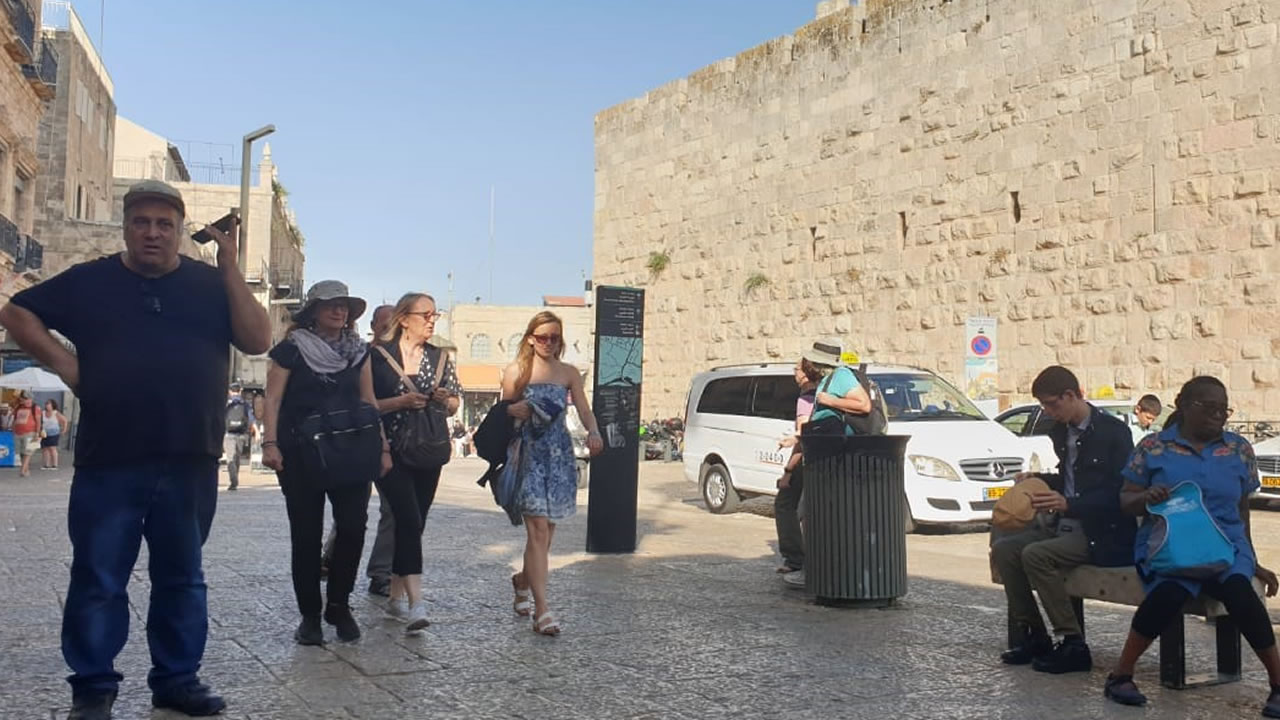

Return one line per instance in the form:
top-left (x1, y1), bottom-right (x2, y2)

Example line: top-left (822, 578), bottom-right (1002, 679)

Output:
top-left (594, 0), bottom-right (1280, 420)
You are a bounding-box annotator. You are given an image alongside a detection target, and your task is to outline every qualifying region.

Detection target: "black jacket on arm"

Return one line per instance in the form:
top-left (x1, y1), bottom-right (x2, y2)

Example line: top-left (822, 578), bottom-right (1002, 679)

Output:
top-left (1038, 404), bottom-right (1136, 567)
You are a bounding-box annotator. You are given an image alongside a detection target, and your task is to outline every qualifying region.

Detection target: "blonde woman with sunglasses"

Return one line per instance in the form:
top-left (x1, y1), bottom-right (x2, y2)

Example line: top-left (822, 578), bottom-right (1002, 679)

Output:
top-left (502, 311), bottom-right (603, 636)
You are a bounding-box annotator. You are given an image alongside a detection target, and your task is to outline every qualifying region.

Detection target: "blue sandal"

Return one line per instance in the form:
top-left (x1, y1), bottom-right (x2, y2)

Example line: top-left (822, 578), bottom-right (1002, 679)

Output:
top-left (1104, 674), bottom-right (1147, 707)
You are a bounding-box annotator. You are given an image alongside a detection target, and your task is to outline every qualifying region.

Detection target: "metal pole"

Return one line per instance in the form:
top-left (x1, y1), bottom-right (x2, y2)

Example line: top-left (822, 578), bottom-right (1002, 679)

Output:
top-left (234, 125), bottom-right (275, 384)
top-left (488, 185), bottom-right (494, 302)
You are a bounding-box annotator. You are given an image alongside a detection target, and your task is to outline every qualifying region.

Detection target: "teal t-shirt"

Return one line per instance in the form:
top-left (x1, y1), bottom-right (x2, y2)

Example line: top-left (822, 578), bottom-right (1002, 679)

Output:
top-left (810, 366), bottom-right (862, 435)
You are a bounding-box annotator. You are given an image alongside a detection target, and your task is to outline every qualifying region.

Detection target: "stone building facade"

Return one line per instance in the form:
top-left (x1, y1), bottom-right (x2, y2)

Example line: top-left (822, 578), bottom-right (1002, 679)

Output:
top-left (0, 0), bottom-right (53, 304)
top-left (448, 298), bottom-right (595, 426)
top-left (31, 0), bottom-right (117, 276)
top-left (594, 0), bottom-right (1280, 420)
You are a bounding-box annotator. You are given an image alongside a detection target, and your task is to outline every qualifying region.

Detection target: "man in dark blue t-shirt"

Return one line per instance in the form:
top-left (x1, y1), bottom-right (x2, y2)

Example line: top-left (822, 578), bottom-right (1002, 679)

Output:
top-left (0, 180), bottom-right (271, 720)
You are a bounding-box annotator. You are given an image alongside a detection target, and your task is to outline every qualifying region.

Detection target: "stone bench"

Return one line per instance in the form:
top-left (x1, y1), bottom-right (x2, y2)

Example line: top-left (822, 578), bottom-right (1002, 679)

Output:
top-left (991, 560), bottom-right (1265, 690)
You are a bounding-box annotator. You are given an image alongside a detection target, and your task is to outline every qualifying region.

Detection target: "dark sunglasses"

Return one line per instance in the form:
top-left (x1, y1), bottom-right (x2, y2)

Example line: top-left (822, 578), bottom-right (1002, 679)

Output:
top-left (1188, 400), bottom-right (1233, 418)
top-left (532, 333), bottom-right (561, 345)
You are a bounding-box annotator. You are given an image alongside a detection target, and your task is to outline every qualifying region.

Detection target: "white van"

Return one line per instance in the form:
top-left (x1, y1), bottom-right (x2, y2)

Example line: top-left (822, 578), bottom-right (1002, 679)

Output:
top-left (682, 363), bottom-right (1034, 530)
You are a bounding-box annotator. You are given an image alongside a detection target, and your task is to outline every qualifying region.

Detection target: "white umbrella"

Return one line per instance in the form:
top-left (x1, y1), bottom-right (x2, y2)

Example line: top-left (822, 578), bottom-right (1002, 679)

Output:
top-left (0, 366), bottom-right (70, 392)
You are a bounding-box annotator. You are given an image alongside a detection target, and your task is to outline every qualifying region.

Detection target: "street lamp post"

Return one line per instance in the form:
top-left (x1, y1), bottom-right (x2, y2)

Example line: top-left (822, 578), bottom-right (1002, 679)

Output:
top-left (238, 124), bottom-right (275, 272)
top-left (233, 124), bottom-right (275, 384)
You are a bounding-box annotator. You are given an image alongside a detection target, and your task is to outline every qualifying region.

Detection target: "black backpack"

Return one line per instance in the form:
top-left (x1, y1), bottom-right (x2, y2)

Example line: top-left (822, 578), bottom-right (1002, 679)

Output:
top-left (226, 400), bottom-right (249, 434)
top-left (814, 364), bottom-right (888, 436)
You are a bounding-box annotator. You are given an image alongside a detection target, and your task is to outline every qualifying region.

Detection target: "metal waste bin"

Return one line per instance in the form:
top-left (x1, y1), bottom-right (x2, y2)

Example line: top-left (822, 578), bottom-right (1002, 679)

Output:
top-left (801, 433), bottom-right (910, 607)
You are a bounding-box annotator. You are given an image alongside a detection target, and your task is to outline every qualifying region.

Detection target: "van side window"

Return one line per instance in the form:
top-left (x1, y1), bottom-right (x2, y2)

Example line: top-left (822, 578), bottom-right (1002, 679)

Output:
top-left (696, 377), bottom-right (753, 416)
top-left (751, 376), bottom-right (800, 421)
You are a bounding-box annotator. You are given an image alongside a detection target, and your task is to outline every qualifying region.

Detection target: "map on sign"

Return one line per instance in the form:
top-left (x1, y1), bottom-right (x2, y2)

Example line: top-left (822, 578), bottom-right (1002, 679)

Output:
top-left (597, 336), bottom-right (643, 388)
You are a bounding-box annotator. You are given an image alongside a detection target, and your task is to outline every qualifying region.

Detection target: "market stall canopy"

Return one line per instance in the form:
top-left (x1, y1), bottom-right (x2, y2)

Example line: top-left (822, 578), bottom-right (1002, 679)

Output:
top-left (0, 367), bottom-right (70, 392)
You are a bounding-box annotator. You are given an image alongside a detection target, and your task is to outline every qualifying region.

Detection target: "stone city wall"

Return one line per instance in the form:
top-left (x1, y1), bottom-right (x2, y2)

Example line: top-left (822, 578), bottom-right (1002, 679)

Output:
top-left (594, 0), bottom-right (1280, 419)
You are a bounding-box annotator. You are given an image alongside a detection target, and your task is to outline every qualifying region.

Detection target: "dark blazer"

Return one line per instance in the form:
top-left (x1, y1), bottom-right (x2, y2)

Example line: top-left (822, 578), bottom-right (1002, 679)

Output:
top-left (1040, 404), bottom-right (1136, 567)
top-left (474, 400), bottom-right (516, 509)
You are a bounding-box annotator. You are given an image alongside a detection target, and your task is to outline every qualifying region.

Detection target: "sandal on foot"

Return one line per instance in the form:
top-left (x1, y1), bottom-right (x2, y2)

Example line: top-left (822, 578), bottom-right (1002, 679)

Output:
top-left (1103, 674), bottom-right (1147, 707)
top-left (1264, 684), bottom-right (1280, 718)
top-left (512, 574), bottom-right (533, 617)
top-left (532, 611), bottom-right (561, 636)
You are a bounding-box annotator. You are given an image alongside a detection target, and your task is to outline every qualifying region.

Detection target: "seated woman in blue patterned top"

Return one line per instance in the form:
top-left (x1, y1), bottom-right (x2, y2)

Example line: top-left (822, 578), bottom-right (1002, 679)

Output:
top-left (1105, 376), bottom-right (1280, 715)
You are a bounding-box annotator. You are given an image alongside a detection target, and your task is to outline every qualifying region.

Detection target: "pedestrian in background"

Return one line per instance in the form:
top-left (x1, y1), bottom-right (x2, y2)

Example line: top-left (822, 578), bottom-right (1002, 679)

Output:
top-left (41, 399), bottom-right (68, 470)
top-left (0, 179), bottom-right (271, 720)
top-left (322, 303), bottom-right (397, 595)
top-left (13, 392), bottom-right (39, 477)
top-left (371, 293), bottom-right (462, 634)
top-left (775, 354), bottom-right (824, 587)
top-left (501, 311), bottom-right (603, 636)
top-left (262, 281), bottom-right (389, 646)
top-left (1105, 376), bottom-right (1280, 714)
top-left (223, 382), bottom-right (255, 491)
top-left (1131, 393), bottom-right (1162, 444)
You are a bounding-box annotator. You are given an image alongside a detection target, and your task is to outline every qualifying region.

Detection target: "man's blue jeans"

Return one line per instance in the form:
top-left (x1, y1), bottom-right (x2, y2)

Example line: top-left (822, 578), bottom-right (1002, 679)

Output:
top-left (61, 458), bottom-right (218, 697)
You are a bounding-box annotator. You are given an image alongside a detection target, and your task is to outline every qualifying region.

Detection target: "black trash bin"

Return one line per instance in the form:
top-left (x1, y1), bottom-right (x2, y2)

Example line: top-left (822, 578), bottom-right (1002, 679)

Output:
top-left (800, 432), bottom-right (910, 607)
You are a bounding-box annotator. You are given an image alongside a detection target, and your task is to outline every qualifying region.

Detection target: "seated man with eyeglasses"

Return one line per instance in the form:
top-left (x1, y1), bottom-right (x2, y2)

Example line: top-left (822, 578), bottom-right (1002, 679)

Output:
top-left (990, 366), bottom-right (1136, 674)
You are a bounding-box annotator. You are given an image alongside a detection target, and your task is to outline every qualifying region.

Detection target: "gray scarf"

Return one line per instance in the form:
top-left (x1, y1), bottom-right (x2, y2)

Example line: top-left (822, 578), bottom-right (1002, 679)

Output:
top-left (289, 328), bottom-right (367, 376)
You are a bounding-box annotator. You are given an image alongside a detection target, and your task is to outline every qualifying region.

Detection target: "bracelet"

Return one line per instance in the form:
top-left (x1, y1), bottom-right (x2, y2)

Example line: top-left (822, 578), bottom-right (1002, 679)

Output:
top-left (261, 441), bottom-right (278, 448)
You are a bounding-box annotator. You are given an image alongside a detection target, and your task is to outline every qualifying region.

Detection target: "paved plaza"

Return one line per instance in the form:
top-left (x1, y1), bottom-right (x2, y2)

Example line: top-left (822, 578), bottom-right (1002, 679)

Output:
top-left (2, 458), bottom-right (1279, 719)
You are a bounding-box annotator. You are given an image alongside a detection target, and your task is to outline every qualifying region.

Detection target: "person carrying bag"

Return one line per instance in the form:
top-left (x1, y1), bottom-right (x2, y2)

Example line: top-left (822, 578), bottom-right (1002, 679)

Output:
top-left (262, 280), bottom-right (390, 646)
top-left (370, 293), bottom-right (464, 634)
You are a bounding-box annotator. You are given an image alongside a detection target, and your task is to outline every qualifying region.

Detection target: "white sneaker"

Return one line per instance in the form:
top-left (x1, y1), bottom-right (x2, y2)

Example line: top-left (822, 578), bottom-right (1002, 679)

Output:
top-left (782, 570), bottom-right (806, 588)
top-left (388, 597), bottom-right (408, 619)
top-left (405, 602), bottom-right (430, 634)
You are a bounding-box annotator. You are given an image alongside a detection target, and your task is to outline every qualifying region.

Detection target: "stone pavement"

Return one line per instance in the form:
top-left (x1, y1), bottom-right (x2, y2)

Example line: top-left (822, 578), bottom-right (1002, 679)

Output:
top-left (1, 458), bottom-right (1277, 719)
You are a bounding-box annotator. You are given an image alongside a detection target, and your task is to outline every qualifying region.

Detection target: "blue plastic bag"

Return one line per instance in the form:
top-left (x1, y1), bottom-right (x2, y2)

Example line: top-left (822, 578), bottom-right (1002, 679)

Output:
top-left (1145, 481), bottom-right (1235, 579)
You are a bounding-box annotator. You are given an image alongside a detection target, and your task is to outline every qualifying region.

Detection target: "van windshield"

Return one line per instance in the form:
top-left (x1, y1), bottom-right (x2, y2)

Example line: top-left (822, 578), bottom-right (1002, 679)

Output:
top-left (870, 372), bottom-right (986, 422)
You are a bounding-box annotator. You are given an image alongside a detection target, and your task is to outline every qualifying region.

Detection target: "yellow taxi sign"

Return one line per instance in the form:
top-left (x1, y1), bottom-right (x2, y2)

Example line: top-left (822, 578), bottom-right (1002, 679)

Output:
top-left (840, 351), bottom-right (860, 364)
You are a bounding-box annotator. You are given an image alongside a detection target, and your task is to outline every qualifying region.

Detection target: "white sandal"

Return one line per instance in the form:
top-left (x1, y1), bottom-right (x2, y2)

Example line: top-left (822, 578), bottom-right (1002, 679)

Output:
top-left (512, 574), bottom-right (533, 617)
top-left (532, 611), bottom-right (561, 636)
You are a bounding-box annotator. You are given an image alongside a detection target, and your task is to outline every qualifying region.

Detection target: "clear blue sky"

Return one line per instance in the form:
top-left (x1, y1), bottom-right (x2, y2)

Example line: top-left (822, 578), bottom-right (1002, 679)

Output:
top-left (75, 0), bottom-right (814, 314)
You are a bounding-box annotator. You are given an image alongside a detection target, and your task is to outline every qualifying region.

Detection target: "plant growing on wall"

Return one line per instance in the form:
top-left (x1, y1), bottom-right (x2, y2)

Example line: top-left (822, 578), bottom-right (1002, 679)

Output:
top-left (744, 273), bottom-right (771, 297)
top-left (647, 251), bottom-right (671, 278)
top-left (272, 179), bottom-right (289, 200)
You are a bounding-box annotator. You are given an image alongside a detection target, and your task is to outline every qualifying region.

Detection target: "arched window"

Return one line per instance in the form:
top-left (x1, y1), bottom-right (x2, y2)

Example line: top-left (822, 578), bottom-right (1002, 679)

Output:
top-left (470, 334), bottom-right (491, 360)
top-left (508, 333), bottom-right (523, 359)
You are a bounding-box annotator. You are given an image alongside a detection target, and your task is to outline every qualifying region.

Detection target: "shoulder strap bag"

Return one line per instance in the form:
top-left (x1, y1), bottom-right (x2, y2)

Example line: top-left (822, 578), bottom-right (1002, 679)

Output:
top-left (375, 344), bottom-right (452, 469)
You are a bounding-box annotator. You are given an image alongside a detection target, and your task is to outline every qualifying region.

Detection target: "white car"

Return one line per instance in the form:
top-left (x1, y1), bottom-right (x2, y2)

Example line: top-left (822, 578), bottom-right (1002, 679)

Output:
top-left (681, 363), bottom-right (1034, 531)
top-left (992, 400), bottom-right (1168, 473)
top-left (1253, 435), bottom-right (1280, 500)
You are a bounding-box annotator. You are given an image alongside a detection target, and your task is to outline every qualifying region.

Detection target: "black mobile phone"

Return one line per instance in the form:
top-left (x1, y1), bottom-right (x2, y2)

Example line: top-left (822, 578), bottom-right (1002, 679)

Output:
top-left (192, 211), bottom-right (239, 244)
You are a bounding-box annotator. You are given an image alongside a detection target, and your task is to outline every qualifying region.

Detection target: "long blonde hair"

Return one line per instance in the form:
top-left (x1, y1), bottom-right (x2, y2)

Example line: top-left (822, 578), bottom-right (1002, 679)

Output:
top-left (379, 292), bottom-right (436, 344)
top-left (512, 311), bottom-right (564, 398)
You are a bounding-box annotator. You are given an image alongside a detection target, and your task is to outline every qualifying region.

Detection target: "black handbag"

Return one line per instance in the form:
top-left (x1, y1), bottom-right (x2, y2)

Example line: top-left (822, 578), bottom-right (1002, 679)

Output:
top-left (813, 365), bottom-right (889, 436)
top-left (296, 402), bottom-right (382, 488)
top-left (375, 344), bottom-right (452, 469)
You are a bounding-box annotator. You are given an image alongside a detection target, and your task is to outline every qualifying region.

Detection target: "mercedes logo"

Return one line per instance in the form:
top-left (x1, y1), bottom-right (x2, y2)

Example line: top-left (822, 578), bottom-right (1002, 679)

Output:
top-left (989, 461), bottom-right (1007, 478)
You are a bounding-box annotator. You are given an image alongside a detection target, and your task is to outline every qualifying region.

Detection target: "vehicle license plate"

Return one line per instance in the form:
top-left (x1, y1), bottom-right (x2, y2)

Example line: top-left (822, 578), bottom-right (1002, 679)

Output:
top-left (1263, 476), bottom-right (1280, 489)
top-left (984, 486), bottom-right (1009, 501)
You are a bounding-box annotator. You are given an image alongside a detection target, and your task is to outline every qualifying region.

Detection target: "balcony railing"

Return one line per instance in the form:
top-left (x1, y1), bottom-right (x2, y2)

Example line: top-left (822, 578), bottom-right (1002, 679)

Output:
top-left (271, 270), bottom-right (304, 302)
top-left (4, 0), bottom-right (36, 63)
top-left (20, 34), bottom-right (55, 99)
top-left (0, 213), bottom-right (19, 260)
top-left (16, 234), bottom-right (42, 272)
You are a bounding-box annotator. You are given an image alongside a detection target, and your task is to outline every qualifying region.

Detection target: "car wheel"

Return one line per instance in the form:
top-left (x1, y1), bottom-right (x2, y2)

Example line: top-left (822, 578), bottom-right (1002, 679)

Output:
top-left (700, 462), bottom-right (740, 514)
top-left (903, 495), bottom-right (917, 534)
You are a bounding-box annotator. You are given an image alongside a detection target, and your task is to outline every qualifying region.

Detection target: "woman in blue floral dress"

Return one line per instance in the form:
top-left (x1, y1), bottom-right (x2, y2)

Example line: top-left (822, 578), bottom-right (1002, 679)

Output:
top-left (502, 311), bottom-right (602, 635)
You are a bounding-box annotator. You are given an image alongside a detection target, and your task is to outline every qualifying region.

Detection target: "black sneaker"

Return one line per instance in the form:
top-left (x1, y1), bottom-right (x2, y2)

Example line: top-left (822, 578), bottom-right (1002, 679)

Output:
top-left (1032, 637), bottom-right (1093, 674)
top-left (324, 603), bottom-right (361, 642)
top-left (68, 691), bottom-right (116, 720)
top-left (367, 577), bottom-right (391, 597)
top-left (151, 682), bottom-right (226, 717)
top-left (1000, 632), bottom-right (1052, 665)
top-left (294, 614), bottom-right (324, 646)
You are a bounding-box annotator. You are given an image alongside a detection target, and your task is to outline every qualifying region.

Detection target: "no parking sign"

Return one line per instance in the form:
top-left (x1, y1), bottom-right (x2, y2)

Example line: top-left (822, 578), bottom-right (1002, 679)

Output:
top-left (965, 316), bottom-right (998, 405)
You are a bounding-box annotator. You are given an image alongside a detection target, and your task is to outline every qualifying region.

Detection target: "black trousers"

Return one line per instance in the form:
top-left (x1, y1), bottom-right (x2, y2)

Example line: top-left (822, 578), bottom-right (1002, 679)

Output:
top-left (774, 466), bottom-right (804, 570)
top-left (281, 476), bottom-right (371, 617)
top-left (375, 461), bottom-right (443, 577)
top-left (1131, 574), bottom-right (1276, 650)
